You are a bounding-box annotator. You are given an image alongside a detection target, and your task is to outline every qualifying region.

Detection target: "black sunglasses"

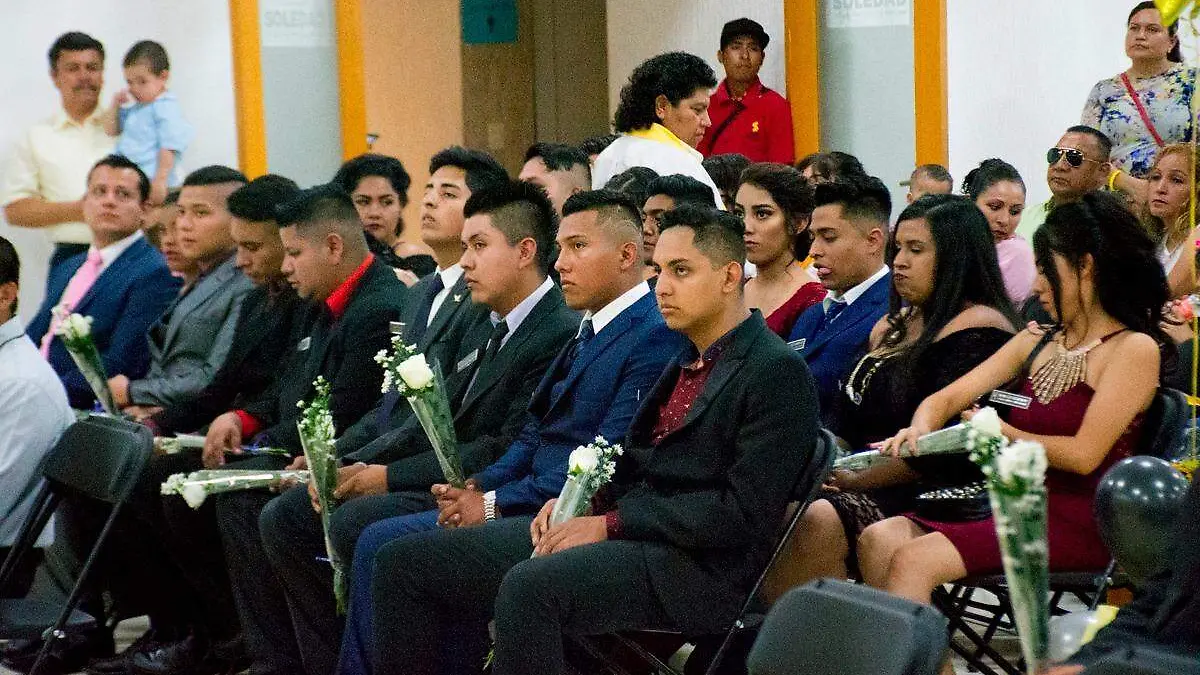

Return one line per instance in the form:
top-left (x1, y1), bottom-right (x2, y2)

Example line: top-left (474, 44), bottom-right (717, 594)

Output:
top-left (1046, 147), bottom-right (1101, 168)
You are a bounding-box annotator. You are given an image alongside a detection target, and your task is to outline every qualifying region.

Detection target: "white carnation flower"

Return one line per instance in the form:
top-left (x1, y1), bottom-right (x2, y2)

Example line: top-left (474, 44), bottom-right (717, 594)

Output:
top-left (181, 483), bottom-right (208, 509)
top-left (969, 407), bottom-right (1003, 438)
top-left (396, 353), bottom-right (435, 390)
top-left (569, 446), bottom-right (600, 473)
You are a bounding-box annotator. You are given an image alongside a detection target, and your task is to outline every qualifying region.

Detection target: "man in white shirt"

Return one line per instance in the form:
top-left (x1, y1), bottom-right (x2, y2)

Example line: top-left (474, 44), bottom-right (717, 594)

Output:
top-left (593, 52), bottom-right (724, 207)
top-left (2, 32), bottom-right (115, 272)
top-left (0, 235), bottom-right (74, 589)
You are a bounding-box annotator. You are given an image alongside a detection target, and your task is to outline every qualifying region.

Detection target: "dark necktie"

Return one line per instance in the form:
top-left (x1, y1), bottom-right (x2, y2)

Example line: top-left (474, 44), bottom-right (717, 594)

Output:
top-left (819, 300), bottom-right (847, 333)
top-left (463, 319), bottom-right (510, 401)
top-left (550, 318), bottom-right (595, 402)
top-left (407, 274), bottom-right (445, 345)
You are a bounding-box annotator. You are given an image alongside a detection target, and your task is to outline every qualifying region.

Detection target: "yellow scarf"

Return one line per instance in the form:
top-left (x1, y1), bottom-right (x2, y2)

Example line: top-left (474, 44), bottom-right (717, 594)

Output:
top-left (627, 123), bottom-right (702, 159)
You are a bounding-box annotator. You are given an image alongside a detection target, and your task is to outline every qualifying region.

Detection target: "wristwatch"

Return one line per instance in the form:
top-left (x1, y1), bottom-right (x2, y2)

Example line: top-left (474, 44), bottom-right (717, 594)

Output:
top-left (483, 491), bottom-right (499, 521)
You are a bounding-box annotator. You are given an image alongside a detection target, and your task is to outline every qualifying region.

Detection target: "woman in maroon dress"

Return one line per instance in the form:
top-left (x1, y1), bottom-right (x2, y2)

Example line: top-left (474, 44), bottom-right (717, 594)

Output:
top-left (860, 192), bottom-right (1169, 620)
top-left (734, 163), bottom-right (826, 337)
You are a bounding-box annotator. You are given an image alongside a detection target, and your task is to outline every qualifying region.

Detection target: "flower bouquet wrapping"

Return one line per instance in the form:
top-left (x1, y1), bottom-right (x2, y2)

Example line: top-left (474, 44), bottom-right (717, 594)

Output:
top-left (161, 469), bottom-right (311, 509)
top-left (52, 309), bottom-right (118, 414)
top-left (834, 407), bottom-right (1007, 471)
top-left (296, 376), bottom-right (346, 613)
top-left (969, 421), bottom-right (1050, 675)
top-left (375, 336), bottom-right (463, 487)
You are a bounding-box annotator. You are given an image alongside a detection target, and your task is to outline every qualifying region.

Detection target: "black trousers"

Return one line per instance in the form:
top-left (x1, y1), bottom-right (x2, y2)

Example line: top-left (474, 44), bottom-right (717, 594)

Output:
top-left (233, 484), bottom-right (436, 675)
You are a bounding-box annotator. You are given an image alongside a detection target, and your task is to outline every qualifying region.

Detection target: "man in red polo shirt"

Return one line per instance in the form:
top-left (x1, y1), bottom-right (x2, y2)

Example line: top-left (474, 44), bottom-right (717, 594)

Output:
top-left (699, 18), bottom-right (795, 164)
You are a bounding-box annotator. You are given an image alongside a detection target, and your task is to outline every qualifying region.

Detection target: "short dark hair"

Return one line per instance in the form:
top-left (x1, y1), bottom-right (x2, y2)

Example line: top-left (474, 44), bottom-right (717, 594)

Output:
top-left (183, 165), bottom-right (248, 188)
top-left (602, 166), bottom-right (659, 215)
top-left (812, 174), bottom-right (892, 226)
top-left (795, 151), bottom-right (867, 183)
top-left (562, 189), bottom-right (643, 236)
top-left (720, 18), bottom-right (770, 50)
top-left (659, 203), bottom-right (747, 266)
top-left (613, 52), bottom-right (717, 133)
top-left (463, 179), bottom-right (557, 275)
top-left (275, 183), bottom-right (360, 230)
top-left (703, 153), bottom-right (751, 197)
top-left (88, 154), bottom-right (151, 202)
top-left (333, 153), bottom-right (412, 207)
top-left (429, 146), bottom-right (508, 195)
top-left (0, 235), bottom-right (16, 315)
top-left (738, 162), bottom-right (815, 259)
top-left (911, 163), bottom-right (952, 186)
top-left (525, 143), bottom-right (590, 174)
top-left (49, 32), bottom-right (103, 71)
top-left (961, 158), bottom-right (1024, 199)
top-left (646, 174), bottom-right (714, 208)
top-left (123, 40), bottom-right (169, 75)
top-left (1065, 125), bottom-right (1114, 159)
top-left (228, 175), bottom-right (301, 222)
top-left (579, 134), bottom-right (619, 157)
top-left (163, 188), bottom-right (181, 206)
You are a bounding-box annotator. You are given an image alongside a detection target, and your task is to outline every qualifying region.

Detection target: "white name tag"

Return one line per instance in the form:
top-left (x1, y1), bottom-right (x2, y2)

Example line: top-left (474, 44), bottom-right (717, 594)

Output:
top-left (456, 349), bottom-right (481, 373)
top-left (297, 337), bottom-right (311, 352)
top-left (988, 389), bottom-right (1032, 409)
top-left (787, 338), bottom-right (806, 352)
top-left (389, 321), bottom-right (406, 336)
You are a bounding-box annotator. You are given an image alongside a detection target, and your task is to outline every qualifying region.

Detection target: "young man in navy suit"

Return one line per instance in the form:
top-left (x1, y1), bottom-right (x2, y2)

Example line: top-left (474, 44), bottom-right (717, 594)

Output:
top-left (787, 175), bottom-right (891, 425)
top-left (26, 154), bottom-right (180, 410)
top-left (335, 189), bottom-right (684, 674)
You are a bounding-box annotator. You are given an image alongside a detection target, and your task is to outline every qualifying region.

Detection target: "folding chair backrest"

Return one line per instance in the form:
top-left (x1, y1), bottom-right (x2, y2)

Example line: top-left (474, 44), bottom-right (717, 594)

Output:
top-left (41, 416), bottom-right (153, 505)
top-left (748, 579), bottom-right (948, 675)
top-left (792, 428), bottom-right (835, 504)
top-left (1137, 388), bottom-right (1189, 459)
top-left (1086, 646), bottom-right (1200, 675)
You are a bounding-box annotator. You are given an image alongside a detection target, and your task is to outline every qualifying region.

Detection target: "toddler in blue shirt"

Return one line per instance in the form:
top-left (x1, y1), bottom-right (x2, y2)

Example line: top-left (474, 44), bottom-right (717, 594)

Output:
top-left (104, 40), bottom-right (194, 204)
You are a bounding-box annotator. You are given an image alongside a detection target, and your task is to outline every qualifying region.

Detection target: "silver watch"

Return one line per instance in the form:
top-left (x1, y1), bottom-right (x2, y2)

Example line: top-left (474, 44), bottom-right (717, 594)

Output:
top-left (483, 490), bottom-right (499, 521)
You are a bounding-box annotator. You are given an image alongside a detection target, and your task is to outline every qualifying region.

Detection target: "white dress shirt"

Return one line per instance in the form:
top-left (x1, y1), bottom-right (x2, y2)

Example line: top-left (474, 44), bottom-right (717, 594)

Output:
top-left (582, 280), bottom-right (651, 336)
top-left (0, 316), bottom-right (74, 546)
top-left (427, 264), bottom-right (465, 326)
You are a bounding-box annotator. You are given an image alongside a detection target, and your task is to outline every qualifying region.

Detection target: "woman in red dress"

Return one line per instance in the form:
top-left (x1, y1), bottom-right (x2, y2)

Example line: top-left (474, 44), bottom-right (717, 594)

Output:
top-left (860, 192), bottom-right (1170, 634)
top-left (734, 163), bottom-right (826, 337)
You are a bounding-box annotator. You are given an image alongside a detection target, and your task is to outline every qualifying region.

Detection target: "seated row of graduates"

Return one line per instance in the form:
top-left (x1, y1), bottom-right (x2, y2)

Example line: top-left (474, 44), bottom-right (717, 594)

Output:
top-left (71, 144), bottom-right (1170, 675)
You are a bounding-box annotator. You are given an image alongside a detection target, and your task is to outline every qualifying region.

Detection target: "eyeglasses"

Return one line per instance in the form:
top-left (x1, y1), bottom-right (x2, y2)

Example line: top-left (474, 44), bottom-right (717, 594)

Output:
top-left (1046, 147), bottom-right (1101, 168)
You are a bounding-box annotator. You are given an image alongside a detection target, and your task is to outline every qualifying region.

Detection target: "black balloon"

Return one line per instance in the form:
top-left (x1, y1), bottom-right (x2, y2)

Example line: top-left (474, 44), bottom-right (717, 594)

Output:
top-left (1094, 456), bottom-right (1190, 586)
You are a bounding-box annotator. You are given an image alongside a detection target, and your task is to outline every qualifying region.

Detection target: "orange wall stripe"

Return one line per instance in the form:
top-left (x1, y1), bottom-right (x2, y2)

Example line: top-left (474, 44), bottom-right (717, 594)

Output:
top-left (334, 0), bottom-right (368, 160)
top-left (784, 0), bottom-right (820, 159)
top-left (229, 0), bottom-right (268, 177)
top-left (913, 0), bottom-right (948, 166)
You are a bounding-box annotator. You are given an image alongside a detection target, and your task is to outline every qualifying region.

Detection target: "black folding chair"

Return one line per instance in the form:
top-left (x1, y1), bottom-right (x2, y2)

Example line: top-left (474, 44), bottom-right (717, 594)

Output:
top-left (748, 579), bottom-right (947, 675)
top-left (570, 427), bottom-right (836, 675)
top-left (933, 387), bottom-right (1191, 675)
top-left (0, 415), bottom-right (153, 675)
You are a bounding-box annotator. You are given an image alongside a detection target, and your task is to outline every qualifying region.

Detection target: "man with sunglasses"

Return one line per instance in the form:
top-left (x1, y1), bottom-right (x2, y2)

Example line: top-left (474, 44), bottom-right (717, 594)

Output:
top-left (1016, 125), bottom-right (1112, 240)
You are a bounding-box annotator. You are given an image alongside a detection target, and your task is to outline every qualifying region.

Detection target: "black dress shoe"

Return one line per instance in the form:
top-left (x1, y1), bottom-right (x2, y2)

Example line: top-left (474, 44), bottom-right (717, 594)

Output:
top-left (3, 629), bottom-right (115, 675)
top-left (129, 635), bottom-right (213, 675)
top-left (86, 628), bottom-right (165, 675)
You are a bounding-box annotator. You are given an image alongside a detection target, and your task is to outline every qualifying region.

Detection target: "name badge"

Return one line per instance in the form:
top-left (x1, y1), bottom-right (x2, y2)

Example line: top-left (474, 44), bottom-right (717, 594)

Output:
top-left (297, 337), bottom-right (312, 352)
top-left (787, 338), bottom-right (806, 352)
top-left (389, 321), bottom-right (406, 336)
top-left (988, 389), bottom-right (1032, 409)
top-left (456, 348), bottom-right (481, 373)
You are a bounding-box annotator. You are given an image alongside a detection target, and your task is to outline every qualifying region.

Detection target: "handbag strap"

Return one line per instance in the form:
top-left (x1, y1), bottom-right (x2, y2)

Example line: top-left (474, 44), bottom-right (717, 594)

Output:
top-left (1120, 72), bottom-right (1166, 148)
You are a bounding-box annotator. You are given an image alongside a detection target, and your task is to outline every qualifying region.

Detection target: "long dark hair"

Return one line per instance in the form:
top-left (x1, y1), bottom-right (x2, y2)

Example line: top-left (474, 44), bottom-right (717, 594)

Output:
top-left (737, 162), bottom-right (816, 261)
top-left (1129, 1), bottom-right (1183, 63)
top-left (1034, 191), bottom-right (1170, 344)
top-left (881, 195), bottom-right (1019, 361)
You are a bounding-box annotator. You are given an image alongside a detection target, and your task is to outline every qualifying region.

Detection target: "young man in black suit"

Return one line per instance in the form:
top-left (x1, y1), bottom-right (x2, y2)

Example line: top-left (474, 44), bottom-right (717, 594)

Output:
top-left (336, 146), bottom-right (506, 455)
top-left (130, 185), bottom-right (410, 675)
top-left (236, 179), bottom-right (579, 675)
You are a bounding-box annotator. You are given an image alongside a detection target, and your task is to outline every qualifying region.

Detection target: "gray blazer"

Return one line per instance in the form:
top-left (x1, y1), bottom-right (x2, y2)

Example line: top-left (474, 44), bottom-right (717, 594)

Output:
top-left (128, 254), bottom-right (255, 407)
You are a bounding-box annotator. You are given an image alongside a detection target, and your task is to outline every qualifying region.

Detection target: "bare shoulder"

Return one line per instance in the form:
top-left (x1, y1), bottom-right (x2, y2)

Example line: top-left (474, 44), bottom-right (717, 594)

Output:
top-left (939, 305), bottom-right (1017, 337)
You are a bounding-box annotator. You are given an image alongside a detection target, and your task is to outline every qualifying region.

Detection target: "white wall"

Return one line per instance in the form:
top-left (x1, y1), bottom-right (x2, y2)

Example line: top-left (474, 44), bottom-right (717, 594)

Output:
top-left (0, 2), bottom-right (237, 323)
top-left (605, 0), bottom-right (788, 115)
top-left (947, 0), bottom-right (1181, 206)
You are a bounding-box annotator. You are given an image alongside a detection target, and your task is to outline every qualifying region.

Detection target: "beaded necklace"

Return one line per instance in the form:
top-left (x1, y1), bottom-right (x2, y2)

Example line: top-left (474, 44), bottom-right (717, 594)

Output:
top-left (1029, 328), bottom-right (1126, 404)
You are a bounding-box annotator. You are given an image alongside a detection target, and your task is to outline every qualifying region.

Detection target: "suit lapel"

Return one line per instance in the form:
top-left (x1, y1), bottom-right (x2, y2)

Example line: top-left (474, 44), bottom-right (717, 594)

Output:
top-left (73, 239), bottom-right (149, 314)
top-left (459, 288), bottom-right (563, 413)
top-left (549, 297), bottom-right (646, 411)
top-left (420, 275), bottom-right (469, 350)
top-left (161, 256), bottom-right (236, 351)
top-left (803, 274), bottom-right (889, 356)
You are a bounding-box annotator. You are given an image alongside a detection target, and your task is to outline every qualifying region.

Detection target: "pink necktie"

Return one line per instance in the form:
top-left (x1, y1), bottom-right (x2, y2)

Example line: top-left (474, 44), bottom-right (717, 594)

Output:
top-left (41, 250), bottom-right (103, 358)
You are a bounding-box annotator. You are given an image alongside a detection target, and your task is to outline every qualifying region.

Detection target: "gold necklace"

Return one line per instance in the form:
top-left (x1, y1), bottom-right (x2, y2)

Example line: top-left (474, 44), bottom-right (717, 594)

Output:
top-left (1029, 329), bottom-right (1125, 404)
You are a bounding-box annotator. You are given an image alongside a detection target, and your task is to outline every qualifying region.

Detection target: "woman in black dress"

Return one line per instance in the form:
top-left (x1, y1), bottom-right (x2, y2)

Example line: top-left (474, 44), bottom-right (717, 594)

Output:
top-left (765, 194), bottom-right (1020, 598)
